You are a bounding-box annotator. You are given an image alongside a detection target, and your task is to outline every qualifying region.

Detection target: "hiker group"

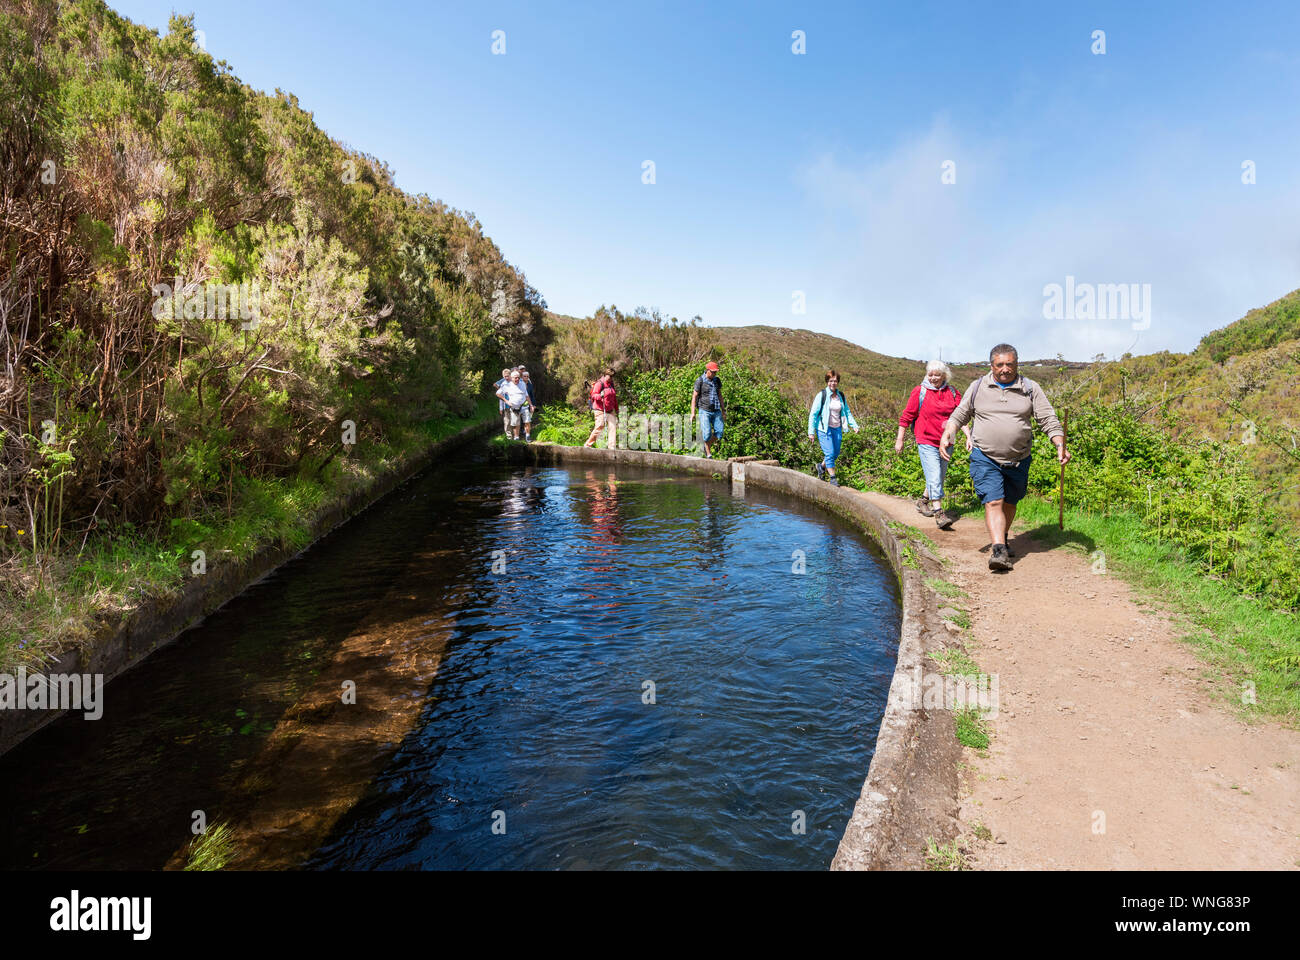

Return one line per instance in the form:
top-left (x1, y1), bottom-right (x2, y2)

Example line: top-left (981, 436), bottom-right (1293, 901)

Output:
top-left (808, 345), bottom-right (1069, 571)
top-left (580, 361), bottom-right (728, 457)
top-left (529, 341), bottom-right (1070, 573)
top-left (894, 343), bottom-right (1070, 571)
top-left (495, 366), bottom-right (537, 442)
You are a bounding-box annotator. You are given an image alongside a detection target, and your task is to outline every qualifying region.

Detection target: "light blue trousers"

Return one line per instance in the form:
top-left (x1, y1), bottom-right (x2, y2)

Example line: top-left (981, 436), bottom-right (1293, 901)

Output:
top-left (917, 442), bottom-right (951, 500)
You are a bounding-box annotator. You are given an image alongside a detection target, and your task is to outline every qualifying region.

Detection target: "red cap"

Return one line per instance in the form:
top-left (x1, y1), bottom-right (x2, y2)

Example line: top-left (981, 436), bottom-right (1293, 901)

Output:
top-left (705, 361), bottom-right (719, 371)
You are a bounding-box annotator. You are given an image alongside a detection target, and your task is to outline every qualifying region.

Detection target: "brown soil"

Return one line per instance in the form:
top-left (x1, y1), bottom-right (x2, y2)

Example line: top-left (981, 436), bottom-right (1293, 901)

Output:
top-left (858, 491), bottom-right (1300, 870)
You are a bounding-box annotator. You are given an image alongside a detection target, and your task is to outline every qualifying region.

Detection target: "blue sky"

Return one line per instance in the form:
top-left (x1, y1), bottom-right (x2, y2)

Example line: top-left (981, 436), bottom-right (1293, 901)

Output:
top-left (113, 0), bottom-right (1300, 361)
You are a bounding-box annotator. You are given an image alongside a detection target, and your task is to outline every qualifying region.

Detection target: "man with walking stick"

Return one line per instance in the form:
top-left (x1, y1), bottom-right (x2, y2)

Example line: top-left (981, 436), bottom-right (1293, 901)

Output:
top-left (939, 343), bottom-right (1071, 571)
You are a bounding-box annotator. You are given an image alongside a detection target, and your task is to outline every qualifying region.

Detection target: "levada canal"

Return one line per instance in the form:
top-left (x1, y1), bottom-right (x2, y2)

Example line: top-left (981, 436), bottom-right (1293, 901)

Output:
top-left (0, 447), bottom-right (901, 870)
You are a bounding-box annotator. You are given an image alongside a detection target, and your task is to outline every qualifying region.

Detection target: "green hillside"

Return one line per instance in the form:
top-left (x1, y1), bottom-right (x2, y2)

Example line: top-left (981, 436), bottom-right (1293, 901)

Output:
top-left (545, 311), bottom-right (1086, 418)
top-left (708, 325), bottom-right (1084, 417)
top-left (0, 1), bottom-right (548, 668)
top-left (1198, 288), bottom-right (1300, 363)
top-left (1055, 289), bottom-right (1300, 518)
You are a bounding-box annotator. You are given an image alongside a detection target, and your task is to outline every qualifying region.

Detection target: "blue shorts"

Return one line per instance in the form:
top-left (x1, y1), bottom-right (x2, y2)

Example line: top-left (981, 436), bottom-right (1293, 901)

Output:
top-left (969, 446), bottom-right (1031, 505)
top-left (699, 409), bottom-right (724, 442)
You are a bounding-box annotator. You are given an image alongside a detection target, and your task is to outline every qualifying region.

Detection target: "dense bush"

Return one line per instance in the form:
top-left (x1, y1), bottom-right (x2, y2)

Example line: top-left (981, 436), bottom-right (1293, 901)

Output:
top-left (543, 306), bottom-right (715, 407)
top-left (532, 404), bottom-right (593, 447)
top-left (534, 360), bottom-right (822, 468)
top-left (841, 399), bottom-right (1300, 610)
top-left (0, 1), bottom-right (550, 558)
top-left (620, 362), bottom-right (819, 468)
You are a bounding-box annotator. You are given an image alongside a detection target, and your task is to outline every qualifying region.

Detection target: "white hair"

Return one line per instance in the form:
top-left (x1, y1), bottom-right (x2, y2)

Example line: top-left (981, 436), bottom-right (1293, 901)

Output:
top-left (924, 360), bottom-right (952, 384)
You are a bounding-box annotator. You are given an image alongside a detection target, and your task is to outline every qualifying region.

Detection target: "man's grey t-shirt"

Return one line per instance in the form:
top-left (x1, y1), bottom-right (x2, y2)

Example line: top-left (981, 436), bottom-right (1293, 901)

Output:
top-left (694, 374), bottom-right (723, 411)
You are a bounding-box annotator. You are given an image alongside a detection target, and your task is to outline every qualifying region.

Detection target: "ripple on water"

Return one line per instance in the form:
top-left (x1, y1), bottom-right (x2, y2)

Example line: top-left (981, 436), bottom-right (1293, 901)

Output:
top-left (307, 464), bottom-right (900, 870)
top-left (0, 459), bottom-right (900, 871)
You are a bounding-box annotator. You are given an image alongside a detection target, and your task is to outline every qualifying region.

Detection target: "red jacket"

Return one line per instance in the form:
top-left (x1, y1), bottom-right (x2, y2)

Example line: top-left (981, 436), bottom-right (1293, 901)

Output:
top-left (899, 383), bottom-right (961, 447)
top-left (590, 380), bottom-right (618, 413)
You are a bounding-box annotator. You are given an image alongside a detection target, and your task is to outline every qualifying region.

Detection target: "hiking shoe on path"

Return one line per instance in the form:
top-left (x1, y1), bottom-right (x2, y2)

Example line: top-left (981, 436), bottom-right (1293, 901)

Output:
top-left (915, 498), bottom-right (934, 517)
top-left (988, 544), bottom-right (1013, 571)
top-left (827, 476), bottom-right (840, 486)
top-left (934, 509), bottom-right (955, 530)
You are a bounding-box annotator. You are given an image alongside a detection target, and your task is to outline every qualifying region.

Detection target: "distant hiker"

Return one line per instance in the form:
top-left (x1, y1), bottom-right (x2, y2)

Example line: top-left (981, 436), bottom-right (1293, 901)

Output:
top-left (496, 369), bottom-right (534, 442)
top-left (895, 360), bottom-right (972, 529)
top-left (520, 368), bottom-right (535, 442)
top-left (584, 370), bottom-right (618, 449)
top-left (940, 343), bottom-right (1071, 571)
top-left (495, 367), bottom-right (512, 436)
top-left (806, 369), bottom-right (860, 486)
top-left (690, 361), bottom-right (725, 458)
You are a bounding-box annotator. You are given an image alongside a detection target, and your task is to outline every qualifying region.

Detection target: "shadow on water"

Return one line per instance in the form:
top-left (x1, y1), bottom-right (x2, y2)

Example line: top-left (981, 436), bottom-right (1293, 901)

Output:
top-left (0, 450), bottom-right (505, 870)
top-left (0, 445), bottom-right (902, 871)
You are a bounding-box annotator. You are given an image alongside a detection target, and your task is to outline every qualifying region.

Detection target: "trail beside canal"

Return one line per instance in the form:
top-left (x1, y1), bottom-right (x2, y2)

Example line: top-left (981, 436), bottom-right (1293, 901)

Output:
top-left (858, 491), bottom-right (1300, 870)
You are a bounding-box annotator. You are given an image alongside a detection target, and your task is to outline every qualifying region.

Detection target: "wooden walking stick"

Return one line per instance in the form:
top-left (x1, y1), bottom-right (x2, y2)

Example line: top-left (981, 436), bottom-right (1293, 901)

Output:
top-left (1058, 409), bottom-right (1068, 530)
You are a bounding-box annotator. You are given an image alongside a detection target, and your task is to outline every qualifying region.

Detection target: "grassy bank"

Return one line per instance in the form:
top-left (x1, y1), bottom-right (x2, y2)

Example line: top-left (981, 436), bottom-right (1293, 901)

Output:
top-left (0, 398), bottom-right (497, 674)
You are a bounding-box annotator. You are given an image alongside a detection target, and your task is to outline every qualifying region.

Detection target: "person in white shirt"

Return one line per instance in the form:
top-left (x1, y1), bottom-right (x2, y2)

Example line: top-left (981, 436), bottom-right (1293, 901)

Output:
top-left (493, 367), bottom-right (512, 436)
top-left (495, 370), bottom-right (533, 441)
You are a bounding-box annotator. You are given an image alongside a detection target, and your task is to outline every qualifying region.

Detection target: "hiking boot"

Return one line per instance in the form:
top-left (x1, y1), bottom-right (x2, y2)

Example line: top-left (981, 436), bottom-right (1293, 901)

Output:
top-left (815, 462), bottom-right (826, 480)
top-left (827, 476), bottom-right (840, 487)
top-left (988, 544), bottom-right (1013, 571)
top-left (915, 498), bottom-right (934, 517)
top-left (934, 509), bottom-right (955, 530)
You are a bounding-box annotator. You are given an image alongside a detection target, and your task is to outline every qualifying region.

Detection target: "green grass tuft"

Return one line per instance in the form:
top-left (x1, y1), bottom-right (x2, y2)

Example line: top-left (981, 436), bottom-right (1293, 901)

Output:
top-left (955, 707), bottom-right (991, 750)
top-left (183, 822), bottom-right (236, 871)
top-left (924, 838), bottom-right (970, 871)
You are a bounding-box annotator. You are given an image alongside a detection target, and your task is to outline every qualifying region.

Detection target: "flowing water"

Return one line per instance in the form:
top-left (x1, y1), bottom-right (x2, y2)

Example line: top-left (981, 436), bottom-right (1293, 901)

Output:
top-left (0, 448), bottom-right (901, 870)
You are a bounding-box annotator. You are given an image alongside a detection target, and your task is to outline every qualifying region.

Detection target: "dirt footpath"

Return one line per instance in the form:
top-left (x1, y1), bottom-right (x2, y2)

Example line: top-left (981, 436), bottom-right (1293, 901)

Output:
top-left (858, 491), bottom-right (1300, 870)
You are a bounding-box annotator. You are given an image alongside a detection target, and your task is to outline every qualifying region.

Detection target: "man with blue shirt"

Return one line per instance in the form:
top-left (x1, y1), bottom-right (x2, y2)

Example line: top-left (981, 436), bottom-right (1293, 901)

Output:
top-left (494, 367), bottom-right (512, 436)
top-left (519, 367), bottom-right (536, 442)
top-left (940, 343), bottom-right (1071, 571)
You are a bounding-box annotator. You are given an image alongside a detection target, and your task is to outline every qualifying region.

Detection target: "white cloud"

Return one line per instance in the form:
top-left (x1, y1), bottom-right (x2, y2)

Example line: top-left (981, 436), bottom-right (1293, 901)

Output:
top-left (796, 118), bottom-right (1300, 361)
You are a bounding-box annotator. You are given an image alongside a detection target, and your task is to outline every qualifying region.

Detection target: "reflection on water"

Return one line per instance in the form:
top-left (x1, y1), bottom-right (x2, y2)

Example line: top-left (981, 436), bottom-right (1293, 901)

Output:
top-left (0, 452), bottom-right (900, 871)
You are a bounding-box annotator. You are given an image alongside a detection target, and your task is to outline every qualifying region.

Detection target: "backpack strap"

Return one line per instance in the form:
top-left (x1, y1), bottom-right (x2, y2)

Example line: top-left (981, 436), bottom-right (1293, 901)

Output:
top-left (919, 382), bottom-right (953, 410)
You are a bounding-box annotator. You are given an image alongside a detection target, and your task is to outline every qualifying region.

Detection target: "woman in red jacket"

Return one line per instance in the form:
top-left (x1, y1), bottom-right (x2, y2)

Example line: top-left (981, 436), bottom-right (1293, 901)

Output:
top-left (584, 370), bottom-right (618, 449)
top-left (895, 360), bottom-right (971, 529)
